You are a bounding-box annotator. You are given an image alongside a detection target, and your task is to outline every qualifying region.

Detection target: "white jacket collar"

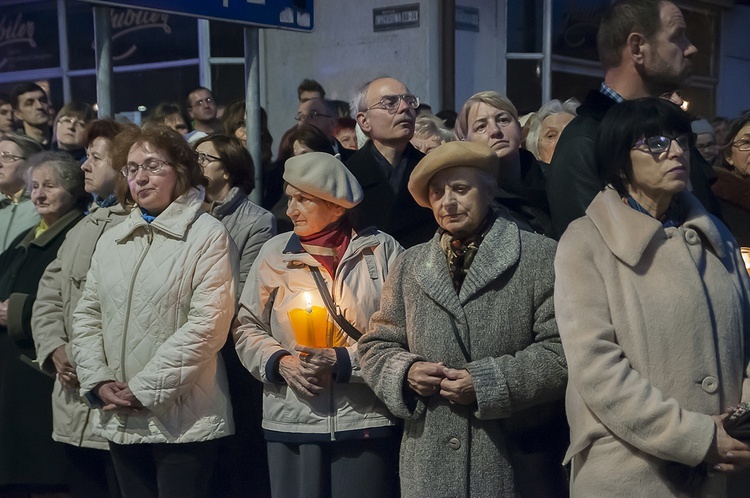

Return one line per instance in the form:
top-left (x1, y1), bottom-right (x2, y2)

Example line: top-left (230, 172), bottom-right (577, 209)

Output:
top-left (117, 186), bottom-right (206, 242)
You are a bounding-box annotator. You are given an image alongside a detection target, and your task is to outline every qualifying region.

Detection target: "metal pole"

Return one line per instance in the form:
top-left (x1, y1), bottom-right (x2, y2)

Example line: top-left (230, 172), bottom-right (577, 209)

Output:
top-left (440, 0), bottom-right (456, 112)
top-left (198, 19), bottom-right (212, 89)
top-left (93, 6), bottom-right (113, 118)
top-left (244, 27), bottom-right (262, 205)
top-left (542, 0), bottom-right (552, 103)
top-left (57, 0), bottom-right (71, 104)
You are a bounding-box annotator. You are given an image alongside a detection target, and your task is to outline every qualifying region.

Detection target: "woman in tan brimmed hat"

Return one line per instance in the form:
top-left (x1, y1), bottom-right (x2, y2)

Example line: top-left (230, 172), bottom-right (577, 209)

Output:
top-left (359, 140), bottom-right (568, 497)
top-left (233, 152), bottom-right (403, 497)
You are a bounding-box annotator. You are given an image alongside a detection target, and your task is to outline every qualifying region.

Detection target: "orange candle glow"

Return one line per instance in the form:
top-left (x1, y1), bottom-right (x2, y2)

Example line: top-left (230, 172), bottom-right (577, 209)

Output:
top-left (288, 292), bottom-right (331, 347)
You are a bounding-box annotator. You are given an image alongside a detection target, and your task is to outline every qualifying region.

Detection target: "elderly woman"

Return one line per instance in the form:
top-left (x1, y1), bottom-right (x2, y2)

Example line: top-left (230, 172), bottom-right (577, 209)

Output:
top-left (32, 119), bottom-right (126, 497)
top-left (359, 140), bottom-right (568, 497)
top-left (710, 115), bottom-right (750, 247)
top-left (525, 98), bottom-right (578, 164)
top-left (555, 98), bottom-right (750, 496)
top-left (71, 125), bottom-right (237, 498)
top-left (53, 102), bottom-right (95, 162)
top-left (234, 152), bottom-right (403, 497)
top-left (410, 114), bottom-right (454, 155)
top-left (0, 132), bottom-right (44, 250)
top-left (0, 151), bottom-right (89, 494)
top-left (455, 91), bottom-right (554, 237)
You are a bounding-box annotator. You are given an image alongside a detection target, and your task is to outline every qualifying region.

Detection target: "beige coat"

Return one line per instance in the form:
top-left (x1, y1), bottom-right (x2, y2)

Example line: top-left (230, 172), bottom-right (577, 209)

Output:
top-left (32, 203), bottom-right (129, 449)
top-left (555, 187), bottom-right (750, 497)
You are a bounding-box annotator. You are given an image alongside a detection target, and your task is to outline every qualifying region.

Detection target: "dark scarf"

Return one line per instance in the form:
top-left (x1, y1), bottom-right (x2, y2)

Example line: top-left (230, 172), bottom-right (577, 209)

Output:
top-left (299, 218), bottom-right (351, 277)
top-left (440, 212), bottom-right (496, 293)
top-left (624, 195), bottom-right (683, 228)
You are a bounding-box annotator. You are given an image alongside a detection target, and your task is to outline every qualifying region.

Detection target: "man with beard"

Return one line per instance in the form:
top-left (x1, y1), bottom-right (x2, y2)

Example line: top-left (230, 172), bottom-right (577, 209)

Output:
top-left (346, 77), bottom-right (436, 247)
top-left (546, 0), bottom-right (721, 238)
top-left (10, 82), bottom-right (52, 148)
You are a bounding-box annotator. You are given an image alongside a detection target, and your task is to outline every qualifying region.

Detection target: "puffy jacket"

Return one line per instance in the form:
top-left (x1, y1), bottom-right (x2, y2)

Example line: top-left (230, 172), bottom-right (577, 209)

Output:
top-left (71, 187), bottom-right (237, 444)
top-left (206, 186), bottom-right (275, 297)
top-left (0, 189), bottom-right (39, 252)
top-left (234, 227), bottom-right (402, 438)
top-left (32, 203), bottom-right (129, 449)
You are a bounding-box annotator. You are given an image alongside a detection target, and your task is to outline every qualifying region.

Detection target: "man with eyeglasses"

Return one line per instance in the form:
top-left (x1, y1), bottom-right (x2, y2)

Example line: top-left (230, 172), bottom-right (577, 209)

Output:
top-left (185, 86), bottom-right (221, 141)
top-left (345, 77), bottom-right (437, 248)
top-left (295, 97), bottom-right (354, 161)
top-left (546, 0), bottom-right (721, 239)
top-left (10, 82), bottom-right (52, 148)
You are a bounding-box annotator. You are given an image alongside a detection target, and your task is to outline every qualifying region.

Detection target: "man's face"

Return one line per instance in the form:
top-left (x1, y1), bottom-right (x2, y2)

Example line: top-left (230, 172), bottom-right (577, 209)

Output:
top-left (356, 78), bottom-right (416, 147)
top-left (296, 98), bottom-right (335, 137)
top-left (0, 103), bottom-right (13, 133)
top-left (641, 2), bottom-right (697, 91)
top-left (187, 89), bottom-right (217, 123)
top-left (14, 90), bottom-right (49, 128)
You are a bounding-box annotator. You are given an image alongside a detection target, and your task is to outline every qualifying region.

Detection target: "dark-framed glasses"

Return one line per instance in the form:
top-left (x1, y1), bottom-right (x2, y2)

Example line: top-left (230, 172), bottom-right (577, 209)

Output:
top-left (121, 158), bottom-right (172, 179)
top-left (58, 116), bottom-right (86, 129)
top-left (0, 151), bottom-right (26, 163)
top-left (294, 111), bottom-right (332, 122)
top-left (366, 94), bottom-right (420, 114)
top-left (196, 152), bottom-right (221, 165)
top-left (732, 139), bottom-right (750, 152)
top-left (633, 133), bottom-right (695, 155)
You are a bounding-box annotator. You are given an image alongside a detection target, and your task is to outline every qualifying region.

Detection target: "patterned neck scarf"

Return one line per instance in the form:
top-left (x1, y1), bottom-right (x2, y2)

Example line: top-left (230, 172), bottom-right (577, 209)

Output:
top-left (440, 212), bottom-right (495, 293)
top-left (623, 195), bottom-right (683, 228)
top-left (299, 218), bottom-right (351, 277)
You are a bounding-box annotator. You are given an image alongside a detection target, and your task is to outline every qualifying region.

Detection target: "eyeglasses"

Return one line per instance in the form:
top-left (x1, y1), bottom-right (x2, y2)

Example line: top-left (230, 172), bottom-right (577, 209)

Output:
top-left (121, 158), bottom-right (172, 179)
top-left (0, 151), bottom-right (26, 163)
top-left (191, 97), bottom-right (214, 108)
top-left (732, 139), bottom-right (750, 152)
top-left (196, 152), bottom-right (221, 165)
top-left (633, 133), bottom-right (695, 155)
top-left (294, 111), bottom-right (332, 122)
top-left (366, 94), bottom-right (420, 114)
top-left (58, 116), bottom-right (86, 129)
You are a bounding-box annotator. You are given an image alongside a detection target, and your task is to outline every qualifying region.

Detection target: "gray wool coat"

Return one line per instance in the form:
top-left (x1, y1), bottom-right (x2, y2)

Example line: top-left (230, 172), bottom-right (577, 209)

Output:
top-left (359, 216), bottom-right (568, 497)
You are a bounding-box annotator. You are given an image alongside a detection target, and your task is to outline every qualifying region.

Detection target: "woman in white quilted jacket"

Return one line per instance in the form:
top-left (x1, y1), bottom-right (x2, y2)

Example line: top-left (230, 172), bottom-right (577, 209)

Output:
top-left (71, 125), bottom-right (237, 498)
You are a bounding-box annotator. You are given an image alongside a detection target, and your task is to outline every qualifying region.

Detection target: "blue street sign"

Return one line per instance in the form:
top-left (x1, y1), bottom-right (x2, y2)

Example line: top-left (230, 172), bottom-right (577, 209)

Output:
top-left (79, 0), bottom-right (313, 31)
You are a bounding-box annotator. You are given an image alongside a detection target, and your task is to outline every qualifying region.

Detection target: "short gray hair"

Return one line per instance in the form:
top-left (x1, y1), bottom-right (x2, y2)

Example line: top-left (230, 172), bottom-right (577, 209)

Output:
top-left (524, 97), bottom-right (579, 159)
top-left (349, 76), bottom-right (393, 115)
top-left (26, 151), bottom-right (90, 211)
top-left (414, 115), bottom-right (454, 143)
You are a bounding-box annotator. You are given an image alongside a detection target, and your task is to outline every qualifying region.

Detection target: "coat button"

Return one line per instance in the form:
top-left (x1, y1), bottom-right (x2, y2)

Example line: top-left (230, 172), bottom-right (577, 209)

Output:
top-left (448, 437), bottom-right (461, 450)
top-left (684, 229), bottom-right (700, 245)
top-left (701, 376), bottom-right (719, 393)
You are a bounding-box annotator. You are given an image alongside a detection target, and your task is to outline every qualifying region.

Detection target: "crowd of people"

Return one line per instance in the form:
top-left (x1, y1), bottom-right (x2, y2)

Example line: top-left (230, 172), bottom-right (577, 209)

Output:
top-left (3, 0), bottom-right (750, 496)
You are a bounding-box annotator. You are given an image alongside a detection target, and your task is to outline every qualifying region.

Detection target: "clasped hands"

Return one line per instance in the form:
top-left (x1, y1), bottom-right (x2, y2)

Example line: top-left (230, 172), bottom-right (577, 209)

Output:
top-left (278, 346), bottom-right (337, 397)
top-left (93, 380), bottom-right (144, 415)
top-left (407, 361), bottom-right (476, 405)
top-left (705, 412), bottom-right (750, 473)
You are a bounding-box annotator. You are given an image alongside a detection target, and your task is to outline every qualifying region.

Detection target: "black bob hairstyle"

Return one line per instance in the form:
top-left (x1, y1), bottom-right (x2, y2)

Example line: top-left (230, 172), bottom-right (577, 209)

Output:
top-left (596, 97), bottom-right (692, 197)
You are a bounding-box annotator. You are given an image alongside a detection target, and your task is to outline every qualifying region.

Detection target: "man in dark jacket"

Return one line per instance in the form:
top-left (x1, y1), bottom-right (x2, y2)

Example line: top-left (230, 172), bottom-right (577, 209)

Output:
top-left (546, 0), bottom-right (720, 238)
top-left (346, 77), bottom-right (436, 247)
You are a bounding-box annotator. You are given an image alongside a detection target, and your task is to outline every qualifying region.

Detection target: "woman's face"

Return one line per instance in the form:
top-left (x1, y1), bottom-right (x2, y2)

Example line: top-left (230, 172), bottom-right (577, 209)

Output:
top-left (0, 103), bottom-right (13, 133)
top-left (30, 164), bottom-right (76, 225)
top-left (285, 184), bottom-right (344, 237)
top-left (234, 112), bottom-right (247, 141)
top-left (466, 102), bottom-right (521, 161)
top-left (165, 114), bottom-right (189, 135)
top-left (628, 133), bottom-right (691, 206)
top-left (537, 112), bottom-right (575, 163)
top-left (81, 137), bottom-right (118, 197)
top-left (0, 140), bottom-right (28, 195)
top-left (726, 124), bottom-right (750, 177)
top-left (126, 141), bottom-right (178, 215)
top-left (56, 114), bottom-right (86, 150)
top-left (411, 133), bottom-right (444, 155)
top-left (335, 128), bottom-right (358, 150)
top-left (196, 140), bottom-right (230, 201)
top-left (428, 166), bottom-right (492, 240)
top-left (292, 140), bottom-right (313, 156)
top-left (695, 132), bottom-right (718, 165)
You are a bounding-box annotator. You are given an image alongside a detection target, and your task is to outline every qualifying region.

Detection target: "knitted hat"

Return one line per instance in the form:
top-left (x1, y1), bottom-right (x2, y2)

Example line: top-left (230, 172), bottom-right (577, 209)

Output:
top-left (283, 152), bottom-right (363, 208)
top-left (408, 141), bottom-right (498, 207)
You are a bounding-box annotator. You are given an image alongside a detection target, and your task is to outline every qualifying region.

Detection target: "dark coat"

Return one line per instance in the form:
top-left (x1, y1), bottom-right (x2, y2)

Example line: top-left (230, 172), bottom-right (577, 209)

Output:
top-left (546, 89), bottom-right (722, 239)
top-left (0, 208), bottom-right (84, 486)
top-left (360, 217), bottom-right (569, 497)
top-left (711, 167), bottom-right (750, 247)
top-left (345, 141), bottom-right (437, 248)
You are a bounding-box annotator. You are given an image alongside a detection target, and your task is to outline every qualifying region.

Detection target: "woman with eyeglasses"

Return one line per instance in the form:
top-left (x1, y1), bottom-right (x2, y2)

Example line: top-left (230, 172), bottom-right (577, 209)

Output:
top-left (0, 132), bottom-right (44, 251)
top-left (71, 125), bottom-right (237, 498)
top-left (53, 102), bottom-right (95, 163)
top-left (193, 134), bottom-right (275, 496)
top-left (555, 98), bottom-right (750, 496)
top-left (710, 115), bottom-right (750, 247)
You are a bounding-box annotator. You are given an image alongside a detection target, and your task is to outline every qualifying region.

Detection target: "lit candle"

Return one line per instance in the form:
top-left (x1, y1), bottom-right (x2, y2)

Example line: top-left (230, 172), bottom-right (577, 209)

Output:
top-left (304, 292), bottom-right (312, 313)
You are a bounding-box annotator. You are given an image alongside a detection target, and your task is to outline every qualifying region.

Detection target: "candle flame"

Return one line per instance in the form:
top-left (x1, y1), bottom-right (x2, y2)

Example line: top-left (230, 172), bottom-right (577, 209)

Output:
top-left (304, 292), bottom-right (312, 313)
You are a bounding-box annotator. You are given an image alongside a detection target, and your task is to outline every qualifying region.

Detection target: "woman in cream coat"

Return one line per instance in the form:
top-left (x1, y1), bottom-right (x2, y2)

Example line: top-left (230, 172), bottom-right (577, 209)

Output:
top-left (72, 126), bottom-right (237, 498)
top-left (555, 98), bottom-right (750, 497)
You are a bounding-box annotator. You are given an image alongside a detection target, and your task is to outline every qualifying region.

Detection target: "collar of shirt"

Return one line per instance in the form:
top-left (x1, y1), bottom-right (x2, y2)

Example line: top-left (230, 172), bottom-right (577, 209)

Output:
top-left (600, 82), bottom-right (625, 104)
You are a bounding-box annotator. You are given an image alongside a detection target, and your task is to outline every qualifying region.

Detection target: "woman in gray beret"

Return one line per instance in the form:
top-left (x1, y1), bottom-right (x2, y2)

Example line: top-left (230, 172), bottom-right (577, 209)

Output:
top-left (233, 152), bottom-right (404, 497)
top-left (358, 140), bottom-right (569, 497)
